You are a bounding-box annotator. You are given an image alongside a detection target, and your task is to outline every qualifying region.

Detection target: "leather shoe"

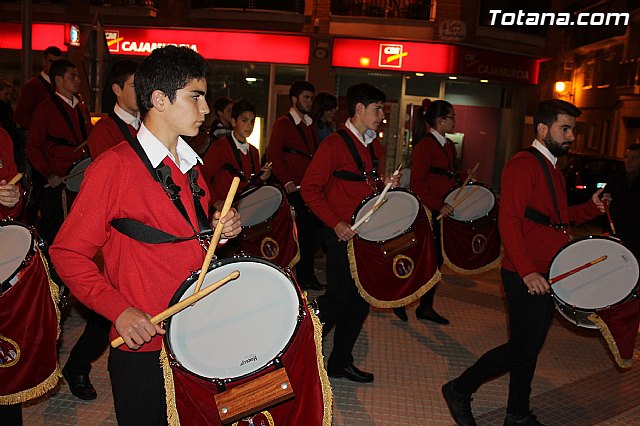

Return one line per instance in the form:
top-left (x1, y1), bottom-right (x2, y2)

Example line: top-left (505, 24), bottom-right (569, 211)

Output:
top-left (299, 276), bottom-right (324, 291)
top-left (327, 364), bottom-right (374, 383)
top-left (63, 367), bottom-right (97, 400)
top-left (416, 307), bottom-right (449, 324)
top-left (393, 307), bottom-right (408, 321)
top-left (442, 381), bottom-right (476, 426)
top-left (503, 412), bottom-right (546, 426)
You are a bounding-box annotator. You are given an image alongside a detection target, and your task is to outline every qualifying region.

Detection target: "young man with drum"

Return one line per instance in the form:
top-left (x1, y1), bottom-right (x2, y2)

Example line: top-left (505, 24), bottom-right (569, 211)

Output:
top-left (442, 99), bottom-right (605, 426)
top-left (50, 46), bottom-right (241, 425)
top-left (301, 82), bottom-right (400, 383)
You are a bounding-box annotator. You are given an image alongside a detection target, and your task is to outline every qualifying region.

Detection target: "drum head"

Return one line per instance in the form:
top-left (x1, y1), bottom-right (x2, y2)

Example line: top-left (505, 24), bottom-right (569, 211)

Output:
top-left (354, 189), bottom-right (419, 242)
top-left (550, 236), bottom-right (639, 311)
top-left (444, 185), bottom-right (495, 222)
top-left (0, 223), bottom-right (34, 284)
top-left (236, 186), bottom-right (283, 227)
top-left (65, 157), bottom-right (92, 193)
top-left (165, 257), bottom-right (300, 381)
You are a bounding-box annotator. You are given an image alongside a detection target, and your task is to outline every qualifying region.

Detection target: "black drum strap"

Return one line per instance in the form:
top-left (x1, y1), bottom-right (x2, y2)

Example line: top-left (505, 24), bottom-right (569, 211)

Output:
top-left (49, 95), bottom-right (86, 146)
top-left (287, 113), bottom-right (317, 155)
top-left (38, 75), bottom-right (57, 99)
top-left (524, 147), bottom-right (567, 228)
top-left (333, 129), bottom-right (378, 182)
top-left (225, 136), bottom-right (255, 182)
top-left (108, 111), bottom-right (136, 144)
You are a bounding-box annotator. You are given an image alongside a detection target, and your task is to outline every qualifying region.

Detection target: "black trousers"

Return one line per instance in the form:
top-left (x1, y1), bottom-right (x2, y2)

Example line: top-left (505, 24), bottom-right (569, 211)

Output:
top-left (36, 186), bottom-right (65, 245)
top-left (453, 269), bottom-right (556, 416)
top-left (108, 348), bottom-right (167, 426)
top-left (64, 309), bottom-right (111, 375)
top-left (287, 191), bottom-right (322, 283)
top-left (0, 404), bottom-right (22, 426)
top-left (316, 228), bottom-right (370, 371)
top-left (417, 213), bottom-right (445, 311)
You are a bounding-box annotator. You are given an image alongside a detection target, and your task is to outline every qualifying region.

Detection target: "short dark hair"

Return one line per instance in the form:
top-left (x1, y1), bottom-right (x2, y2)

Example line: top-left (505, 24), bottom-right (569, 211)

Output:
top-left (43, 46), bottom-right (63, 57)
top-left (310, 91), bottom-right (337, 122)
top-left (346, 83), bottom-right (386, 117)
top-left (289, 81), bottom-right (315, 101)
top-left (135, 46), bottom-right (208, 115)
top-left (213, 96), bottom-right (233, 114)
top-left (108, 60), bottom-right (138, 90)
top-left (534, 99), bottom-right (581, 137)
top-left (231, 98), bottom-right (256, 120)
top-left (49, 59), bottom-right (76, 82)
top-left (424, 100), bottom-right (453, 128)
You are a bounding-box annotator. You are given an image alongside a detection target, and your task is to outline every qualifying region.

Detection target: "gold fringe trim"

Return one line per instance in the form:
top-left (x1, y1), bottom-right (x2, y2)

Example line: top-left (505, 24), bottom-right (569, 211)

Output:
top-left (440, 219), bottom-right (503, 275)
top-left (288, 207), bottom-right (301, 269)
top-left (588, 313), bottom-right (633, 369)
top-left (39, 248), bottom-right (62, 339)
top-left (0, 363), bottom-right (61, 405)
top-left (348, 239), bottom-right (442, 309)
top-left (161, 345), bottom-right (181, 425)
top-left (304, 292), bottom-right (333, 426)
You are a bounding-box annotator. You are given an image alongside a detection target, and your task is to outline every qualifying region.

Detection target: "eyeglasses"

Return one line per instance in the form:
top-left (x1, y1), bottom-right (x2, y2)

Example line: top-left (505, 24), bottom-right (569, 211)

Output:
top-left (444, 115), bottom-right (456, 120)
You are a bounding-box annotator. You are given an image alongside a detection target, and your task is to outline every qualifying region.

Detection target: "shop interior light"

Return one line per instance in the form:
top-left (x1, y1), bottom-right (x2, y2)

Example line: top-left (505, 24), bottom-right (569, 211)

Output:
top-left (247, 116), bottom-right (262, 151)
top-left (555, 81), bottom-right (566, 92)
top-left (448, 75), bottom-right (458, 80)
top-left (415, 72), bottom-right (425, 77)
top-left (245, 77), bottom-right (257, 83)
top-left (480, 79), bottom-right (489, 83)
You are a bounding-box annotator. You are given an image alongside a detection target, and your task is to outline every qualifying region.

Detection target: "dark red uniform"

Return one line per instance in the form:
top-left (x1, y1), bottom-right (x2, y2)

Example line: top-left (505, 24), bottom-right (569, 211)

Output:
top-left (266, 113), bottom-right (316, 187)
top-left (14, 75), bottom-right (54, 130)
top-left (87, 116), bottom-right (137, 160)
top-left (0, 128), bottom-right (22, 219)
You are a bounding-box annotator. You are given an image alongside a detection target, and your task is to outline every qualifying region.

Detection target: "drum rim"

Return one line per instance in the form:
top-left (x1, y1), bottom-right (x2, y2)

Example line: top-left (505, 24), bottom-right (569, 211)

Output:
top-left (549, 234), bottom-right (640, 312)
top-left (163, 255), bottom-right (304, 383)
top-left (0, 220), bottom-right (37, 291)
top-left (236, 184), bottom-right (285, 229)
top-left (351, 187), bottom-right (420, 243)
top-left (65, 156), bottom-right (92, 193)
top-left (443, 182), bottom-right (497, 223)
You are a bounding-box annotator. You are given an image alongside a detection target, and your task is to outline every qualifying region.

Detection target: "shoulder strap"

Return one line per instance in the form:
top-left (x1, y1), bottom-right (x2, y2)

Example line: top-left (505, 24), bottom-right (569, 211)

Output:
top-left (336, 129), bottom-right (378, 177)
top-left (108, 111), bottom-right (135, 144)
top-left (524, 147), bottom-right (563, 225)
top-left (49, 96), bottom-right (83, 146)
top-left (37, 75), bottom-right (56, 99)
top-left (225, 136), bottom-right (255, 181)
top-left (287, 113), bottom-right (314, 156)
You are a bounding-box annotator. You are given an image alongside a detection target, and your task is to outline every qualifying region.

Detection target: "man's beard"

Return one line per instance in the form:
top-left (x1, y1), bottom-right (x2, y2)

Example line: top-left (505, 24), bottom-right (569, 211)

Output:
top-left (296, 100), bottom-right (309, 115)
top-left (544, 134), bottom-right (570, 157)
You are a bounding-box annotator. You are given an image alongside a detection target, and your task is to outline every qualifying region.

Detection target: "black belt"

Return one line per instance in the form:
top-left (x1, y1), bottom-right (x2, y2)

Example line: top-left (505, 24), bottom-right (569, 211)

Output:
top-left (524, 207), bottom-right (569, 230)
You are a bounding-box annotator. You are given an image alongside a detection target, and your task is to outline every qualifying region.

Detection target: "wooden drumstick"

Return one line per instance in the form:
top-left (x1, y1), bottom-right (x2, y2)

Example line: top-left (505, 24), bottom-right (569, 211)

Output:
top-left (453, 162), bottom-right (479, 201)
top-left (361, 164), bottom-right (402, 225)
top-left (602, 198), bottom-right (617, 236)
top-left (193, 176), bottom-right (240, 293)
top-left (44, 167), bottom-right (89, 188)
top-left (7, 173), bottom-right (23, 186)
top-left (351, 198), bottom-right (388, 231)
top-left (110, 270), bottom-right (240, 348)
top-left (436, 185), bottom-right (481, 220)
top-left (73, 140), bottom-right (89, 152)
top-left (549, 255), bottom-right (607, 285)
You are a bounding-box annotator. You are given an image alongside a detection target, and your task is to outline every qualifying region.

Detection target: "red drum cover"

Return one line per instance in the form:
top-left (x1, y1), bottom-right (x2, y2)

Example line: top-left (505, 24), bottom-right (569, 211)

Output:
top-left (0, 244), bottom-right (60, 404)
top-left (589, 297), bottom-right (640, 369)
top-left (349, 202), bottom-right (440, 308)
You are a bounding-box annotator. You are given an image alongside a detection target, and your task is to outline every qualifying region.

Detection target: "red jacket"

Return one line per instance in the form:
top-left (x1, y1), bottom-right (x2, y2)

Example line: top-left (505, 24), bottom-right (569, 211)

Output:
top-left (410, 132), bottom-right (458, 211)
top-left (267, 114), bottom-right (317, 186)
top-left (14, 75), bottom-right (53, 129)
top-left (87, 115), bottom-right (137, 160)
top-left (499, 149), bottom-right (602, 278)
top-left (201, 135), bottom-right (261, 203)
top-left (0, 128), bottom-right (23, 219)
top-left (301, 128), bottom-right (385, 228)
top-left (49, 143), bottom-right (211, 352)
top-left (27, 97), bottom-right (91, 178)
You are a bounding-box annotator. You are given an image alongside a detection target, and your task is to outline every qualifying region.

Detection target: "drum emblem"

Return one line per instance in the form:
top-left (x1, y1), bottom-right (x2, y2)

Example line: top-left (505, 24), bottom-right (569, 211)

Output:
top-left (0, 334), bottom-right (20, 367)
top-left (471, 234), bottom-right (487, 254)
top-left (232, 410), bottom-right (274, 426)
top-left (393, 255), bottom-right (414, 279)
top-left (261, 237), bottom-right (280, 260)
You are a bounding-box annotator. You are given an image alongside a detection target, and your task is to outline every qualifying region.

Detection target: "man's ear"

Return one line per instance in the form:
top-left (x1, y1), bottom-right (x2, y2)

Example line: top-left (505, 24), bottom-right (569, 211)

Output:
top-left (112, 83), bottom-right (122, 98)
top-left (230, 117), bottom-right (237, 128)
top-left (537, 122), bottom-right (548, 140)
top-left (355, 102), bottom-right (365, 116)
top-left (151, 90), bottom-right (166, 111)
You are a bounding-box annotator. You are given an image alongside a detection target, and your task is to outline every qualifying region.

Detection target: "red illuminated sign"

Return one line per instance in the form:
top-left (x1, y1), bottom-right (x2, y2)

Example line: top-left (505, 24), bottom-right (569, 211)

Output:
top-left (0, 23), bottom-right (68, 51)
top-left (459, 48), bottom-right (541, 84)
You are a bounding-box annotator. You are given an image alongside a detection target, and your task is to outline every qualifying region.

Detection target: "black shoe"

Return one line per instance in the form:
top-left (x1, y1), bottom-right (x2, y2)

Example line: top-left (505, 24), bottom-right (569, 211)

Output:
top-left (416, 307), bottom-right (449, 324)
top-left (442, 381), bottom-right (476, 426)
top-left (62, 367), bottom-right (97, 400)
top-left (504, 412), bottom-right (546, 426)
top-left (299, 276), bottom-right (324, 291)
top-left (393, 307), bottom-right (408, 321)
top-left (327, 364), bottom-right (374, 383)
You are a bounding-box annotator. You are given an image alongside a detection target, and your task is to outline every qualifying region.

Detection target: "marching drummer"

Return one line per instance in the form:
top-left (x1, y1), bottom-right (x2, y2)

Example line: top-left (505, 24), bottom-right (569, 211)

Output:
top-left (301, 82), bottom-right (400, 384)
top-left (50, 46), bottom-right (241, 425)
top-left (442, 99), bottom-right (605, 426)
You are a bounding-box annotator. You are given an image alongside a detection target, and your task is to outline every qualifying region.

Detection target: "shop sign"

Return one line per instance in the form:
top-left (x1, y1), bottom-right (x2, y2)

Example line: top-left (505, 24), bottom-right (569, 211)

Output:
top-left (460, 48), bottom-right (541, 84)
top-left (0, 23), bottom-right (67, 51)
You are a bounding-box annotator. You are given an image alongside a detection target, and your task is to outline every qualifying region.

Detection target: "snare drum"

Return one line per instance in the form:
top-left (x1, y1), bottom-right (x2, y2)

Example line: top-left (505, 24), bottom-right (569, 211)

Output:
top-left (444, 182), bottom-right (496, 222)
top-left (549, 235), bottom-right (639, 329)
top-left (65, 157), bottom-right (92, 193)
top-left (353, 188), bottom-right (420, 242)
top-left (1, 220), bottom-right (38, 295)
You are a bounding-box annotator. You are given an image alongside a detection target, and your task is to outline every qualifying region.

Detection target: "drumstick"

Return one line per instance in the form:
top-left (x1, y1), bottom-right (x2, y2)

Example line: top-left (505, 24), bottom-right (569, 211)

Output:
top-left (193, 177), bottom-right (240, 293)
top-left (436, 185), bottom-right (481, 220)
top-left (44, 167), bottom-right (89, 188)
top-left (351, 198), bottom-right (388, 231)
top-left (602, 198), bottom-right (617, 235)
top-left (362, 164), bottom-right (403, 225)
top-left (7, 173), bottom-right (23, 186)
top-left (110, 270), bottom-right (240, 348)
top-left (453, 162), bottom-right (479, 201)
top-left (549, 255), bottom-right (607, 285)
top-left (73, 140), bottom-right (88, 152)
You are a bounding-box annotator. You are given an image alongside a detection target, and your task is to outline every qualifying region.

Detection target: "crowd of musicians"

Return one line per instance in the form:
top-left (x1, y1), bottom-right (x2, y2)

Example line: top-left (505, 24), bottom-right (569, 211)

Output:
top-left (1, 45), bottom-right (639, 426)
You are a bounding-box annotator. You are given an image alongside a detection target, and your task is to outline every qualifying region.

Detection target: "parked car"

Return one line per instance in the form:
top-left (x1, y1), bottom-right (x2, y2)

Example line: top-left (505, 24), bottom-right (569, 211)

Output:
top-left (560, 153), bottom-right (624, 205)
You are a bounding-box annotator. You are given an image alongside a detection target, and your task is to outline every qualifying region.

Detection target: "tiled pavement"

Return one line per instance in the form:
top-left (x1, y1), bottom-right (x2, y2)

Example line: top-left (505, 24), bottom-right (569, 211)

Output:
top-left (22, 262), bottom-right (640, 425)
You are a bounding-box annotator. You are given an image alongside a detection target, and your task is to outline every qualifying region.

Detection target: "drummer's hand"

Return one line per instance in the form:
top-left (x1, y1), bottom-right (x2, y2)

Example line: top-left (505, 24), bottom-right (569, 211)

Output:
top-left (0, 180), bottom-right (20, 208)
top-left (523, 272), bottom-right (550, 296)
top-left (334, 221), bottom-right (357, 242)
top-left (440, 203), bottom-right (455, 218)
top-left (259, 163), bottom-right (272, 181)
top-left (591, 188), bottom-right (606, 213)
top-left (385, 172), bottom-right (402, 188)
top-left (115, 307), bottom-right (165, 350)
top-left (601, 193), bottom-right (612, 203)
top-left (284, 181), bottom-right (297, 193)
top-left (213, 207), bottom-right (242, 238)
top-left (47, 175), bottom-right (63, 188)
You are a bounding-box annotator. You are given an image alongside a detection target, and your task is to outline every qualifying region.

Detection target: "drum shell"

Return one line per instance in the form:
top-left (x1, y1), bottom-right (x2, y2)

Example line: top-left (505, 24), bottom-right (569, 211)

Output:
top-left (65, 156), bottom-right (92, 193)
top-left (443, 182), bottom-right (496, 223)
top-left (0, 220), bottom-right (37, 291)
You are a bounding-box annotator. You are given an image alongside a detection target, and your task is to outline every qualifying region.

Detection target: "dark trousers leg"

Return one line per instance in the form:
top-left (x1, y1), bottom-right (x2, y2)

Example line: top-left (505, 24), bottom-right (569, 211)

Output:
top-left (64, 309), bottom-right (111, 375)
top-left (418, 213), bottom-right (444, 311)
top-left (288, 192), bottom-right (322, 282)
top-left (0, 404), bottom-right (22, 426)
top-left (108, 348), bottom-right (167, 426)
top-left (316, 228), bottom-right (370, 371)
top-left (453, 269), bottom-right (555, 416)
top-left (36, 186), bottom-right (65, 245)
